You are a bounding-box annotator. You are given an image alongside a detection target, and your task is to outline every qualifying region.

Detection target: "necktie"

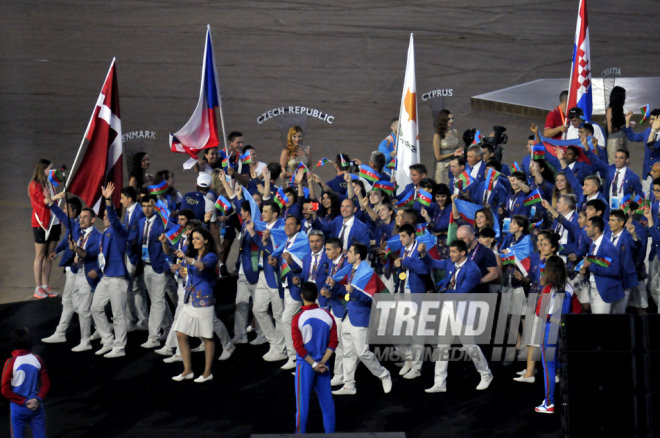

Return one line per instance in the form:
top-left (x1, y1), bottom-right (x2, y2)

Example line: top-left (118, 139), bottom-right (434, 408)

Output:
top-left (285, 240), bottom-right (292, 250)
top-left (310, 255), bottom-right (319, 281)
top-left (339, 224), bottom-right (347, 248)
top-left (589, 243), bottom-right (595, 255)
top-left (612, 234), bottom-right (619, 246)
top-left (76, 232), bottom-right (85, 268)
top-left (482, 189), bottom-right (489, 206)
top-left (612, 170), bottom-right (620, 198)
top-left (450, 269), bottom-right (458, 289)
top-left (99, 235), bottom-right (106, 272)
top-left (142, 219), bottom-right (152, 245)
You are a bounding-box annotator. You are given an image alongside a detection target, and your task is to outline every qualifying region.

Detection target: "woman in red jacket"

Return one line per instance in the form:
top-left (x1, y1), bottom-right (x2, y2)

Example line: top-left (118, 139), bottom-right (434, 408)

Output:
top-left (28, 159), bottom-right (61, 299)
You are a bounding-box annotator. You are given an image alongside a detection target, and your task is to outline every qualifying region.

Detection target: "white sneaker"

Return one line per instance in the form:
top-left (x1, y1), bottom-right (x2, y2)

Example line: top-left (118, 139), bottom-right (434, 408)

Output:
top-left (194, 374), bottom-right (213, 383)
top-left (399, 361), bottom-right (413, 376)
top-left (263, 350), bottom-right (287, 362)
top-left (163, 354), bottom-right (182, 363)
top-left (516, 368), bottom-right (538, 376)
top-left (555, 375), bottom-right (560, 383)
top-left (249, 335), bottom-right (267, 345)
top-left (154, 346), bottom-right (173, 356)
top-left (191, 343), bottom-right (206, 353)
top-left (476, 374), bottom-right (493, 390)
top-left (246, 325), bottom-right (254, 333)
top-left (71, 342), bottom-right (92, 352)
top-left (42, 334), bottom-right (66, 344)
top-left (381, 372), bottom-right (393, 393)
top-left (95, 344), bottom-right (113, 356)
top-left (89, 331), bottom-right (101, 341)
top-left (513, 376), bottom-right (535, 383)
top-left (425, 385), bottom-right (447, 393)
top-left (330, 376), bottom-right (344, 386)
top-left (332, 385), bottom-right (357, 395)
top-left (231, 337), bottom-right (248, 345)
top-left (403, 369), bottom-right (421, 380)
top-left (141, 340), bottom-right (160, 349)
top-left (218, 344), bottom-right (236, 361)
top-left (280, 358), bottom-right (296, 370)
top-left (104, 349), bottom-right (126, 359)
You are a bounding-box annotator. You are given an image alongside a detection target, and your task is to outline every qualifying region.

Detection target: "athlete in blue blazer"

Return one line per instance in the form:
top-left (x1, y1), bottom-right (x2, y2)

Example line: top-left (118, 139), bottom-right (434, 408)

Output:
top-left (603, 224), bottom-right (639, 291)
top-left (395, 224), bottom-right (430, 293)
top-left (468, 178), bottom-right (507, 210)
top-left (296, 231), bottom-right (329, 291)
top-left (589, 150), bottom-right (643, 205)
top-left (312, 199), bottom-right (370, 251)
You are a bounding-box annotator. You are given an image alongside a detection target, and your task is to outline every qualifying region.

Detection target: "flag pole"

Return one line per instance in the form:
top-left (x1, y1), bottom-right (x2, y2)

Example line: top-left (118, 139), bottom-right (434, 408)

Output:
top-left (66, 58), bottom-right (116, 189)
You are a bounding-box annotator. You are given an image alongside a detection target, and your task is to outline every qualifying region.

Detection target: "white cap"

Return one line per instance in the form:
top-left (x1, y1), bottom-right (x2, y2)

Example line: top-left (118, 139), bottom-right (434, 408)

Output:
top-left (197, 173), bottom-right (212, 188)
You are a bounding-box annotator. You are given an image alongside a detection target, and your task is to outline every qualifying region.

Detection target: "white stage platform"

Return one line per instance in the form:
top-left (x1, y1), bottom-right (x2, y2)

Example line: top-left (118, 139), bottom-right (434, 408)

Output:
top-left (471, 77), bottom-right (660, 123)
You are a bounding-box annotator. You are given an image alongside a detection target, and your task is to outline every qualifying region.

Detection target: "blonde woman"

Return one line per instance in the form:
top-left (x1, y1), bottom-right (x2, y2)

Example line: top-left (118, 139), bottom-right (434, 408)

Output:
top-left (279, 126), bottom-right (311, 181)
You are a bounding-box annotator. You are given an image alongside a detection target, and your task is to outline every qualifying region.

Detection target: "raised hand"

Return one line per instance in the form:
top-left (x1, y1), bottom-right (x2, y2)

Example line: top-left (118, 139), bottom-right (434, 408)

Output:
top-left (418, 243), bottom-right (427, 258)
top-left (529, 123), bottom-right (538, 134)
top-left (101, 182), bottom-right (115, 199)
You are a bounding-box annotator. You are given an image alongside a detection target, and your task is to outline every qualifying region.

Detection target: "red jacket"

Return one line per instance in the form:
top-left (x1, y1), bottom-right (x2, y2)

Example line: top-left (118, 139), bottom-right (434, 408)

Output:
top-left (29, 180), bottom-right (51, 229)
top-left (1, 350), bottom-right (50, 406)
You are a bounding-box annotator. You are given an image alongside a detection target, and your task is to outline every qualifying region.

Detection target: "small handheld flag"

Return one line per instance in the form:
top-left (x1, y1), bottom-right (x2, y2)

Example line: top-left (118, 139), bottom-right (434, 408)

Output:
top-left (148, 180), bottom-right (169, 196)
top-left (166, 225), bottom-right (183, 245)
top-left (373, 180), bottom-right (395, 195)
top-left (154, 200), bottom-right (171, 227)
top-left (640, 104), bottom-right (650, 125)
top-left (290, 162), bottom-right (308, 183)
top-left (586, 256), bottom-right (612, 267)
top-left (510, 162), bottom-right (522, 173)
top-left (221, 157), bottom-right (229, 168)
top-left (48, 169), bottom-right (64, 187)
top-left (274, 188), bottom-right (289, 209)
top-left (620, 194), bottom-right (632, 212)
top-left (395, 190), bottom-right (415, 208)
top-left (359, 164), bottom-right (379, 183)
top-left (315, 158), bottom-right (332, 168)
top-left (280, 260), bottom-right (291, 280)
top-left (531, 144), bottom-right (546, 160)
top-left (339, 154), bottom-right (348, 168)
top-left (523, 189), bottom-right (542, 206)
top-left (418, 189), bottom-right (432, 207)
top-left (416, 223), bottom-right (427, 236)
top-left (472, 130), bottom-right (482, 144)
top-left (214, 195), bottom-right (233, 216)
top-left (239, 151), bottom-right (252, 164)
top-left (455, 171), bottom-right (474, 190)
top-left (529, 219), bottom-right (544, 230)
top-left (484, 168), bottom-right (500, 192)
top-left (387, 158), bottom-right (396, 169)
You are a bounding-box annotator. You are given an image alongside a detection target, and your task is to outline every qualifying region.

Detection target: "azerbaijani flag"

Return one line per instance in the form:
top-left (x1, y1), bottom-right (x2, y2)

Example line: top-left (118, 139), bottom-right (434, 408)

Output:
top-left (315, 158), bottom-right (332, 167)
top-left (418, 189), bottom-right (432, 207)
top-left (531, 145), bottom-right (546, 160)
top-left (274, 188), bottom-right (289, 209)
top-left (373, 180), bottom-right (395, 195)
top-left (290, 161), bottom-right (308, 183)
top-left (386, 235), bottom-right (403, 253)
top-left (332, 263), bottom-right (353, 286)
top-left (339, 154), bottom-right (348, 168)
top-left (510, 162), bottom-right (522, 173)
top-left (529, 219), bottom-right (544, 230)
top-left (483, 168), bottom-right (500, 192)
top-left (455, 171), bottom-right (474, 190)
top-left (239, 151), bottom-right (252, 164)
top-left (416, 230), bottom-right (441, 260)
top-left (166, 224), bottom-right (183, 245)
top-left (620, 194), bottom-right (631, 212)
top-left (472, 130), bottom-right (482, 144)
top-left (280, 260), bottom-right (291, 280)
top-left (586, 255), bottom-right (612, 267)
top-left (48, 169), bottom-right (64, 187)
top-left (640, 104), bottom-right (650, 124)
top-left (214, 195), bottom-right (233, 215)
top-left (500, 235), bottom-right (534, 275)
top-left (539, 134), bottom-right (591, 164)
top-left (416, 223), bottom-right (427, 236)
top-left (396, 190), bottom-right (415, 208)
top-left (447, 198), bottom-right (481, 244)
top-left (540, 263), bottom-right (546, 276)
top-left (387, 158), bottom-right (396, 169)
top-left (634, 193), bottom-right (648, 214)
top-left (359, 164), bottom-right (379, 183)
top-left (523, 189), bottom-right (542, 206)
top-left (221, 157), bottom-right (229, 168)
top-left (148, 180), bottom-right (169, 196)
top-left (283, 233), bottom-right (310, 268)
top-left (351, 260), bottom-right (389, 297)
top-left (155, 200), bottom-right (171, 227)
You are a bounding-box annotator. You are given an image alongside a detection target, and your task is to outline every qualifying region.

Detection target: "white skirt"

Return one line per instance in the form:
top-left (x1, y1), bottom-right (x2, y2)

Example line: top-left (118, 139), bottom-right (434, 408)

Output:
top-left (173, 303), bottom-right (215, 339)
top-left (502, 286), bottom-right (527, 315)
top-left (525, 315), bottom-right (544, 348)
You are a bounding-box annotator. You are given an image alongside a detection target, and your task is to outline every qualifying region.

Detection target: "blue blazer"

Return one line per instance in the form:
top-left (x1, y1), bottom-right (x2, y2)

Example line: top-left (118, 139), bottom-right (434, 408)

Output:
top-left (648, 202), bottom-right (660, 261)
top-left (503, 190), bottom-right (531, 219)
top-left (587, 237), bottom-right (624, 303)
top-left (237, 227), bottom-right (259, 285)
top-left (282, 203), bottom-right (303, 221)
top-left (561, 159), bottom-right (597, 186)
top-left (625, 126), bottom-right (660, 178)
top-left (124, 204), bottom-right (146, 266)
top-left (278, 233), bottom-right (305, 302)
top-left (565, 167), bottom-right (611, 221)
top-left (468, 162), bottom-right (487, 183)
top-left (468, 180), bottom-right (507, 210)
top-left (395, 183), bottom-right (416, 201)
top-left (298, 251), bottom-right (329, 295)
top-left (313, 216), bottom-right (370, 250)
top-left (137, 216), bottom-right (168, 274)
top-left (99, 205), bottom-right (129, 279)
top-left (326, 174), bottom-right (348, 196)
top-left (429, 205), bottom-right (451, 233)
top-left (589, 155), bottom-right (643, 202)
top-left (422, 256), bottom-right (481, 294)
top-left (552, 212), bottom-right (580, 257)
top-left (603, 230), bottom-right (639, 290)
top-left (253, 218), bottom-right (285, 289)
top-left (322, 255), bottom-right (349, 318)
top-left (54, 217), bottom-right (79, 268)
top-left (345, 261), bottom-right (375, 327)
top-left (399, 244), bottom-right (430, 293)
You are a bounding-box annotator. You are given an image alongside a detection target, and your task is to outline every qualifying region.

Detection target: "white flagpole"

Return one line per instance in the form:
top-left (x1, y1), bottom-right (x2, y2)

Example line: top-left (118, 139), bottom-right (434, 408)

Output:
top-left (65, 58), bottom-right (116, 188)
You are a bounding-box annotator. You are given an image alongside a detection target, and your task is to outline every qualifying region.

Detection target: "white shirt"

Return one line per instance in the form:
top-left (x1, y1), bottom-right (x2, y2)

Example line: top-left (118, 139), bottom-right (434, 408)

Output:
top-left (308, 250), bottom-right (323, 280)
top-left (566, 123), bottom-right (606, 148)
top-left (611, 230), bottom-right (623, 247)
top-left (79, 226), bottom-right (94, 249)
top-left (126, 202), bottom-right (137, 224)
top-left (339, 216), bottom-right (355, 250)
top-left (470, 161), bottom-right (482, 180)
top-left (451, 258), bottom-right (467, 286)
top-left (142, 215), bottom-right (156, 246)
top-left (611, 166), bottom-right (627, 199)
top-left (558, 210), bottom-right (575, 245)
top-left (589, 234), bottom-right (604, 289)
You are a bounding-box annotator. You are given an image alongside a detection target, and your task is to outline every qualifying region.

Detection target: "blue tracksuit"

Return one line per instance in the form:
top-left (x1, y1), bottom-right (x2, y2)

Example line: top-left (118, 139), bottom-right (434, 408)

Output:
top-left (124, 203), bottom-right (146, 266)
top-left (292, 304), bottom-right (338, 434)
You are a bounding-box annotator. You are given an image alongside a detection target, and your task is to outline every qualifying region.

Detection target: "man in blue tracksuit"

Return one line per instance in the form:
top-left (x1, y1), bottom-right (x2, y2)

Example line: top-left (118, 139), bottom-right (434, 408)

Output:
top-left (604, 209), bottom-right (640, 313)
top-left (292, 282), bottom-right (338, 434)
top-left (624, 109), bottom-right (660, 192)
top-left (90, 183), bottom-right (130, 358)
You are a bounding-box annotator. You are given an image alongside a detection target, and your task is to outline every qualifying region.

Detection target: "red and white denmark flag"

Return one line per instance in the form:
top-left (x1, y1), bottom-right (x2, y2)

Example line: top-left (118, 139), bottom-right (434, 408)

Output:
top-left (68, 59), bottom-right (123, 213)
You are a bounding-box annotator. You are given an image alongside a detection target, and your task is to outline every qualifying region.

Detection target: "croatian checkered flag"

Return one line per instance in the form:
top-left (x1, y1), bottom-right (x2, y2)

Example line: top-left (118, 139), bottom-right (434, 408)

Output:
top-left (567, 0), bottom-right (592, 122)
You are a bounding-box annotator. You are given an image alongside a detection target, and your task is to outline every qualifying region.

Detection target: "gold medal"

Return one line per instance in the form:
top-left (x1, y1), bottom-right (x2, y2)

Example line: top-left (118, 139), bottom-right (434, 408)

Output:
top-left (345, 293), bottom-right (350, 302)
top-left (399, 272), bottom-right (407, 281)
top-left (180, 267), bottom-right (188, 276)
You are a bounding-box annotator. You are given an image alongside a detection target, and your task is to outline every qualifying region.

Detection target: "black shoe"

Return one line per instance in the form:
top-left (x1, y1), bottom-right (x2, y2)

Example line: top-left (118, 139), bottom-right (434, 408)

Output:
top-left (219, 264), bottom-right (230, 277)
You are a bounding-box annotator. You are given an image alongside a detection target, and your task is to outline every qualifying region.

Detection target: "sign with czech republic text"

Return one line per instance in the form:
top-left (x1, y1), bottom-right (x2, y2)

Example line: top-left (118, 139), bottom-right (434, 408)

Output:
top-left (257, 106), bottom-right (335, 124)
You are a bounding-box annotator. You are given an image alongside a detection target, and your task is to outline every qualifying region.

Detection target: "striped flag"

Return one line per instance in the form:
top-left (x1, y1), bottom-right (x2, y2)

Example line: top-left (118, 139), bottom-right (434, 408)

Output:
top-left (417, 189), bottom-right (432, 206)
top-left (48, 169), bottom-right (64, 187)
top-left (373, 180), bottom-right (395, 195)
top-left (483, 168), bottom-right (500, 192)
top-left (280, 260), bottom-right (291, 279)
top-left (539, 134), bottom-right (592, 164)
top-left (620, 194), bottom-right (632, 212)
top-left (359, 164), bottom-right (379, 183)
top-left (586, 255), bottom-right (611, 267)
top-left (529, 219), bottom-right (544, 230)
top-left (221, 157), bottom-right (229, 168)
top-left (274, 188), bottom-right (289, 209)
top-left (472, 130), bottom-right (482, 144)
top-left (315, 158), bottom-right (332, 167)
top-left (416, 223), bottom-right (427, 236)
top-left (447, 198), bottom-right (481, 244)
top-left (290, 161), bottom-right (308, 183)
top-left (640, 104), bottom-right (651, 124)
top-left (351, 261), bottom-right (389, 297)
top-left (523, 189), bottom-right (543, 206)
top-left (239, 151), bottom-right (252, 164)
top-left (567, 0), bottom-right (592, 121)
top-left (395, 190), bottom-right (415, 208)
top-left (387, 158), bottom-right (396, 169)
top-left (155, 200), bottom-right (171, 227)
top-left (510, 162), bottom-right (522, 173)
top-left (148, 180), bottom-right (169, 196)
top-left (531, 144), bottom-right (546, 160)
top-left (500, 235), bottom-right (534, 275)
top-left (214, 195), bottom-right (233, 215)
top-left (455, 171), bottom-right (474, 190)
top-left (166, 224), bottom-right (183, 245)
